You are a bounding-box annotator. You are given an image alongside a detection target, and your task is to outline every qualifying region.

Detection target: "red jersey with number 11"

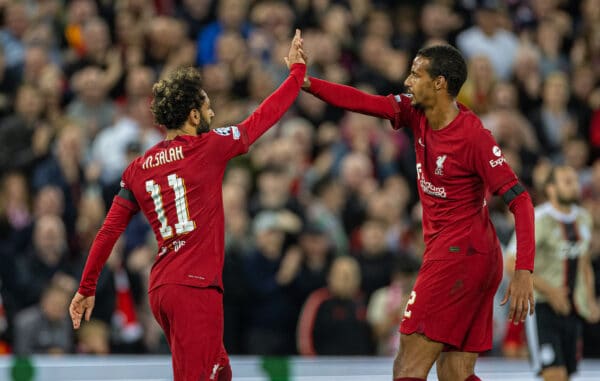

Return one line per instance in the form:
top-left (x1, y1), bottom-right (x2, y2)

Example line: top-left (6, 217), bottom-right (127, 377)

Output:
top-left (121, 128), bottom-right (249, 292)
top-left (77, 63), bottom-right (307, 296)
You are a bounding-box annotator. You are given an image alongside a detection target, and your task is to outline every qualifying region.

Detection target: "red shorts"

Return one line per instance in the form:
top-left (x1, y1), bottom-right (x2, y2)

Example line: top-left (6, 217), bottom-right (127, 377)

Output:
top-left (400, 247), bottom-right (503, 352)
top-left (149, 284), bottom-right (229, 381)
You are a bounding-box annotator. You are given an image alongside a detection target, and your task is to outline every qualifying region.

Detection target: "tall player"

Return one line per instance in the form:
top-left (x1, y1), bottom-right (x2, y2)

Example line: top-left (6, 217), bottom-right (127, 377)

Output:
top-left (303, 45), bottom-right (535, 380)
top-left (69, 30), bottom-right (306, 381)
top-left (507, 165), bottom-right (600, 381)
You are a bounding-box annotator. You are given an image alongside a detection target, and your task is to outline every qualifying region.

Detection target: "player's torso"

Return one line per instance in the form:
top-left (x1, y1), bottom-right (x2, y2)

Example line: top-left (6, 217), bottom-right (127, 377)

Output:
top-left (127, 136), bottom-right (227, 289)
top-left (534, 204), bottom-right (592, 295)
top-left (412, 114), bottom-right (491, 250)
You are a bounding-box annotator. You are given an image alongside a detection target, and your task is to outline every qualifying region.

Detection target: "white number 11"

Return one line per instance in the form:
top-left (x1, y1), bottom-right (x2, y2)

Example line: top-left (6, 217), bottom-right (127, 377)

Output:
top-left (145, 174), bottom-right (195, 239)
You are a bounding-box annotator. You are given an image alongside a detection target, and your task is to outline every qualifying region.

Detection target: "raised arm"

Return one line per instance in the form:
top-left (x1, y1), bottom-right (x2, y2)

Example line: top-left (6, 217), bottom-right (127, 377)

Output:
top-left (241, 29), bottom-right (307, 145)
top-left (304, 77), bottom-right (397, 120)
top-left (69, 195), bottom-right (137, 329)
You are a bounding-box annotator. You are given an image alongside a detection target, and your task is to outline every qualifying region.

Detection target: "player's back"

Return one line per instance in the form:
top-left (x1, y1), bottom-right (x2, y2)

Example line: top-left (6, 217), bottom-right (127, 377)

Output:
top-left (120, 128), bottom-right (249, 292)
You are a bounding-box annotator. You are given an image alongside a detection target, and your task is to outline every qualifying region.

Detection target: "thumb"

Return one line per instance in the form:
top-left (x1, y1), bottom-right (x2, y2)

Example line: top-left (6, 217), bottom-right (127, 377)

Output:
top-left (500, 288), bottom-right (510, 306)
top-left (284, 57), bottom-right (290, 68)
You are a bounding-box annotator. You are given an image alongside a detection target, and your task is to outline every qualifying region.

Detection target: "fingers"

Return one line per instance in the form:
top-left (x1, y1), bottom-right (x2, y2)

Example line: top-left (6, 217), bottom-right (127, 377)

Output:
top-left (70, 303), bottom-right (82, 330)
top-left (500, 289), bottom-right (509, 306)
top-left (529, 294), bottom-right (535, 315)
top-left (85, 305), bottom-right (93, 322)
top-left (295, 28), bottom-right (301, 40)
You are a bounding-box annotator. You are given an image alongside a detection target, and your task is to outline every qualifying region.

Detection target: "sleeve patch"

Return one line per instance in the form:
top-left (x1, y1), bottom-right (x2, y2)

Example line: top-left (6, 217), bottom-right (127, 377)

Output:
top-left (212, 126), bottom-right (241, 140)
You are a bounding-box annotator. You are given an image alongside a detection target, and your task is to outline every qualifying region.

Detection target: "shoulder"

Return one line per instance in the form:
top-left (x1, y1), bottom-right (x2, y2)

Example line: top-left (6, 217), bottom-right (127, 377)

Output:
top-left (575, 206), bottom-right (593, 226)
top-left (534, 203), bottom-right (552, 220)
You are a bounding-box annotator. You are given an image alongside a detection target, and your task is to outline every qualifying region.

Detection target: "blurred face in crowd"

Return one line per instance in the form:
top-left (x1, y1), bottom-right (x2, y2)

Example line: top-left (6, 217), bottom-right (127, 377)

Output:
top-left (15, 85), bottom-right (44, 121)
top-left (360, 220), bottom-right (387, 256)
top-left (543, 72), bottom-right (570, 108)
top-left (34, 185), bottom-right (65, 218)
top-left (328, 257), bottom-right (361, 299)
top-left (5, 3), bottom-right (29, 38)
top-left (491, 81), bottom-right (517, 109)
top-left (34, 215), bottom-right (67, 265)
top-left (2, 172), bottom-right (29, 206)
top-left (218, 0), bottom-right (248, 29)
top-left (42, 287), bottom-right (70, 322)
top-left (299, 231), bottom-right (329, 261)
top-left (340, 153), bottom-right (372, 191)
top-left (255, 227), bottom-right (285, 260)
top-left (74, 66), bottom-right (108, 104)
top-left (547, 166), bottom-right (581, 207)
top-left (83, 18), bottom-right (110, 56)
top-left (563, 139), bottom-right (590, 170)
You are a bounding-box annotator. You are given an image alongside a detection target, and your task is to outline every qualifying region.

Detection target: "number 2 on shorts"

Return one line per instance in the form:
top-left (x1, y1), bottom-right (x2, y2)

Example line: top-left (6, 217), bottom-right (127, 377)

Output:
top-left (404, 290), bottom-right (416, 318)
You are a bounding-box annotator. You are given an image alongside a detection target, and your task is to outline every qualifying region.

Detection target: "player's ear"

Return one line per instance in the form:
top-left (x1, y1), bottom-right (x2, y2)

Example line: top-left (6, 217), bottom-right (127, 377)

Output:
top-left (435, 76), bottom-right (446, 91)
top-left (188, 109), bottom-right (200, 125)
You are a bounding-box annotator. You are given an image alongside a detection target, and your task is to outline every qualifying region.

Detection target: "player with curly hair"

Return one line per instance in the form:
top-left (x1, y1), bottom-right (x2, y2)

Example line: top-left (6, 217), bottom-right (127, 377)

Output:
top-left (70, 30), bottom-right (306, 381)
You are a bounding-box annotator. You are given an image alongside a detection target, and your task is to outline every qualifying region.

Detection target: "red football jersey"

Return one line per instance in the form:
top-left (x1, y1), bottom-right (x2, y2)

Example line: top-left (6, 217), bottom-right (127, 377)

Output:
top-left (77, 63), bottom-right (306, 297)
top-left (389, 94), bottom-right (517, 259)
top-left (121, 128), bottom-right (249, 291)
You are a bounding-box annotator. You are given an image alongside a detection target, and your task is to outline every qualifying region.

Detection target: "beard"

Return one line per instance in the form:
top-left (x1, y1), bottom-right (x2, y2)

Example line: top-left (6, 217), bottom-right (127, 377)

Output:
top-left (557, 194), bottom-right (579, 206)
top-left (196, 115), bottom-right (211, 135)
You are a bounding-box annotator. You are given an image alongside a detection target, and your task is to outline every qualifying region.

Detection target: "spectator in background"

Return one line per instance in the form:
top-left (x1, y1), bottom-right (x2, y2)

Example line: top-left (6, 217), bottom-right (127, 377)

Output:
top-left (65, 17), bottom-right (123, 96)
top-left (32, 123), bottom-right (88, 236)
top-left (13, 282), bottom-right (74, 355)
top-left (530, 71), bottom-right (577, 161)
top-left (457, 2), bottom-right (519, 80)
top-left (457, 55), bottom-right (496, 115)
top-left (367, 255), bottom-right (421, 356)
top-left (76, 319), bottom-right (110, 355)
top-left (306, 175), bottom-right (348, 256)
top-left (0, 84), bottom-right (51, 175)
top-left (0, 2), bottom-right (30, 70)
top-left (297, 256), bottom-right (374, 356)
top-left (14, 215), bottom-right (72, 310)
top-left (66, 66), bottom-right (117, 143)
top-left (289, 225), bottom-right (334, 306)
top-left (243, 210), bottom-right (302, 355)
top-left (352, 219), bottom-right (394, 299)
top-left (197, 0), bottom-right (251, 66)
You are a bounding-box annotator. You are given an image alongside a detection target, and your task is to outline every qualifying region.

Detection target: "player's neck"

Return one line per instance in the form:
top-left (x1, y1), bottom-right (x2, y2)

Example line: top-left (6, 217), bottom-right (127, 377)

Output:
top-left (550, 200), bottom-right (573, 214)
top-left (165, 123), bottom-right (197, 140)
top-left (425, 99), bottom-right (459, 130)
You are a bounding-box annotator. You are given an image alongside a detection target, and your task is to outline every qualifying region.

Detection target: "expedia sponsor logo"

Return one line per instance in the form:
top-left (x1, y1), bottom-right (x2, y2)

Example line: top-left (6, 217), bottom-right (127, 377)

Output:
top-left (489, 157), bottom-right (506, 167)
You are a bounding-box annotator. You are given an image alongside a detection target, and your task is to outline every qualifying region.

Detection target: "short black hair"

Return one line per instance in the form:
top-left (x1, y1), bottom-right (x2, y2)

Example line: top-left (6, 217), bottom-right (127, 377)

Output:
top-left (151, 67), bottom-right (206, 130)
top-left (416, 45), bottom-right (467, 97)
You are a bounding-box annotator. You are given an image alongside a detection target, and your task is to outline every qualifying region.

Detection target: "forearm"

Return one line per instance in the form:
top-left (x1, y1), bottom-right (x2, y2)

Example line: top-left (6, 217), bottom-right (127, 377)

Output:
top-left (241, 63), bottom-right (306, 145)
top-left (78, 197), bottom-right (136, 296)
top-left (503, 185), bottom-right (535, 271)
top-left (582, 256), bottom-right (597, 303)
top-left (307, 77), bottom-right (396, 119)
top-left (532, 274), bottom-right (555, 296)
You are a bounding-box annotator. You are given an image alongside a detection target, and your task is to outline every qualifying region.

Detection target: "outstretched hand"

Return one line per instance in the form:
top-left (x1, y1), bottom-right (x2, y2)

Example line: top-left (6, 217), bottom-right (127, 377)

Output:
top-left (69, 292), bottom-right (95, 330)
top-left (284, 29), bottom-right (306, 68)
top-left (501, 269), bottom-right (535, 324)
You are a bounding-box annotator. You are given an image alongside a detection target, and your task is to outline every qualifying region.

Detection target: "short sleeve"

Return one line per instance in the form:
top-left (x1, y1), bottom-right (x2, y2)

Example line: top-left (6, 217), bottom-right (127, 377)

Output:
top-left (387, 94), bottom-right (421, 131)
top-left (206, 125), bottom-right (250, 161)
top-left (469, 127), bottom-right (517, 194)
top-left (114, 162), bottom-right (140, 212)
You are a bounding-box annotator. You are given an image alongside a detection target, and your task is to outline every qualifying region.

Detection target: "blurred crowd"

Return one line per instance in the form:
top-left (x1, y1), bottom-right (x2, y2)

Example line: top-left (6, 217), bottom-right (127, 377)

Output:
top-left (0, 0), bottom-right (600, 358)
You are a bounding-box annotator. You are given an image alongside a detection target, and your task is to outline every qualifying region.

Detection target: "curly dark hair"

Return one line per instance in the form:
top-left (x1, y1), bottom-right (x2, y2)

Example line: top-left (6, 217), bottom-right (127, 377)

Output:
top-left (150, 67), bottom-right (206, 130)
top-left (416, 45), bottom-right (467, 97)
